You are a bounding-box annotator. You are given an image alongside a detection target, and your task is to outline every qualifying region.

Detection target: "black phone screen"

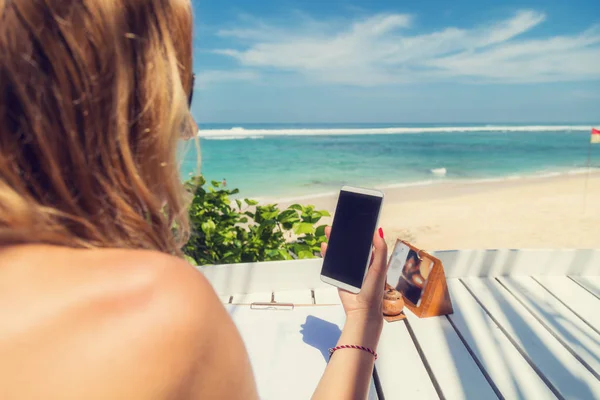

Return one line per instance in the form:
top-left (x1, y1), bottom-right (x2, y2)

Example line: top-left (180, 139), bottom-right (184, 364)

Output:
top-left (321, 190), bottom-right (382, 289)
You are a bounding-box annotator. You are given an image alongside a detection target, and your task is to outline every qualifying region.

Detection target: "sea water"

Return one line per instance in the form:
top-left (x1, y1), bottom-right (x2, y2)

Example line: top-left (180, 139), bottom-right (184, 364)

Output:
top-left (178, 123), bottom-right (600, 200)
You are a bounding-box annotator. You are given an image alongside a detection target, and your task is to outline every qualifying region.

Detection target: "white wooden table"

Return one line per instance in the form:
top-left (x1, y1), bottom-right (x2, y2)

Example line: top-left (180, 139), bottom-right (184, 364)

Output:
top-left (201, 249), bottom-right (600, 400)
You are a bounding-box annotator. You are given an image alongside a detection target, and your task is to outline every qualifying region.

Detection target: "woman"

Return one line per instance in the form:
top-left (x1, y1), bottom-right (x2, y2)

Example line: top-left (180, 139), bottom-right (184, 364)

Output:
top-left (0, 1), bottom-right (388, 398)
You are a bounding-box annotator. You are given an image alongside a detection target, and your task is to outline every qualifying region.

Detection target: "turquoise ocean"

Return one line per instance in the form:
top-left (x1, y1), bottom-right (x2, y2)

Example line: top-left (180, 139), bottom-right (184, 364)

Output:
top-left (178, 123), bottom-right (600, 201)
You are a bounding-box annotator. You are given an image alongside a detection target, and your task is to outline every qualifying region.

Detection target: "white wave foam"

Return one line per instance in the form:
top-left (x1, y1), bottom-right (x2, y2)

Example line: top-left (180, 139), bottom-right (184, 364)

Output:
top-left (198, 125), bottom-right (597, 138)
top-left (430, 167), bottom-right (447, 176)
top-left (533, 172), bottom-right (562, 179)
top-left (567, 168), bottom-right (600, 175)
top-left (204, 135), bottom-right (264, 141)
top-left (375, 180), bottom-right (436, 190)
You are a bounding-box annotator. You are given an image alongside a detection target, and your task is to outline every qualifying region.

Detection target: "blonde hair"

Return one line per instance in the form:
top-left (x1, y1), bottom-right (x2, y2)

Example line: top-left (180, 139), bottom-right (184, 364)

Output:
top-left (0, 0), bottom-right (195, 254)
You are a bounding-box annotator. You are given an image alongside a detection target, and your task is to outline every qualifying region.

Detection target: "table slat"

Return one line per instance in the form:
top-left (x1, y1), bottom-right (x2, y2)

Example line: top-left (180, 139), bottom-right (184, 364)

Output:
top-left (273, 290), bottom-right (313, 304)
top-left (231, 292), bottom-right (272, 304)
top-left (313, 288), bottom-right (342, 305)
top-left (446, 280), bottom-right (556, 400)
top-left (569, 276), bottom-right (600, 300)
top-left (498, 277), bottom-right (600, 377)
top-left (404, 310), bottom-right (498, 400)
top-left (463, 278), bottom-right (600, 400)
top-left (534, 277), bottom-right (600, 333)
top-left (376, 321), bottom-right (440, 399)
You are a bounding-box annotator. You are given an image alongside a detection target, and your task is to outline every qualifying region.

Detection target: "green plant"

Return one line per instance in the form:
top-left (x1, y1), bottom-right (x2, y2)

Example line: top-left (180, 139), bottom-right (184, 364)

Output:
top-left (183, 176), bottom-right (329, 266)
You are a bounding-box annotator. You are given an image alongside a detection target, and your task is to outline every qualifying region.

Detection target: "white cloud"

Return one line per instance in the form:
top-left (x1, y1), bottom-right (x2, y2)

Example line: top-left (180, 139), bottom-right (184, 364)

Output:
top-left (211, 10), bottom-right (600, 86)
top-left (195, 70), bottom-right (259, 87)
top-left (478, 9), bottom-right (546, 47)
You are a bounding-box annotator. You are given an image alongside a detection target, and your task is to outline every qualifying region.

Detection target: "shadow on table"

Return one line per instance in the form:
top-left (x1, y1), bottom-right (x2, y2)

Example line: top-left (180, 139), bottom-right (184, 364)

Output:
top-left (300, 315), bottom-right (342, 361)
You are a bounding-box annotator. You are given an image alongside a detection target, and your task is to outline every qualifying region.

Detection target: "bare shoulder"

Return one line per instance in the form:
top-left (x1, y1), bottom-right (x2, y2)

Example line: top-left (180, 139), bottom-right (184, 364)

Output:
top-left (73, 248), bottom-right (232, 394)
top-left (80, 248), bottom-right (258, 399)
top-left (87, 247), bottom-right (220, 315)
top-left (6, 245), bottom-right (222, 333)
top-left (93, 249), bottom-right (258, 399)
top-left (97, 247), bottom-right (222, 330)
top-left (0, 246), bottom-right (255, 399)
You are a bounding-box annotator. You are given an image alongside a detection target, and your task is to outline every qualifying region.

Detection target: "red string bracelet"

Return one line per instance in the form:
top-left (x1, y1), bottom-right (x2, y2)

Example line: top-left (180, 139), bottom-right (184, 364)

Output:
top-left (328, 345), bottom-right (378, 360)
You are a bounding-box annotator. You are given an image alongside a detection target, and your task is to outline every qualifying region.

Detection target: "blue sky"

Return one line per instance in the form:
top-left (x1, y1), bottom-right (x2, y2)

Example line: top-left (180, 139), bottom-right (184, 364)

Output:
top-left (190, 0), bottom-right (600, 124)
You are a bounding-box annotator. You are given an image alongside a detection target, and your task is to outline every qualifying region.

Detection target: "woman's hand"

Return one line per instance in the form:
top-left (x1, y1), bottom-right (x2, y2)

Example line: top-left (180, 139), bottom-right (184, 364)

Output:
top-left (320, 227), bottom-right (388, 322)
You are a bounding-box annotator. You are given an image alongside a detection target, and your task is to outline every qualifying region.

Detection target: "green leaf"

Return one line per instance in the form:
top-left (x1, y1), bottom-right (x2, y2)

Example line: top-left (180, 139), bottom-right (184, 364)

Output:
top-left (235, 199), bottom-right (242, 209)
top-left (315, 225), bottom-right (327, 237)
top-left (300, 206), bottom-right (315, 220)
top-left (297, 250), bottom-right (315, 259)
top-left (244, 198), bottom-right (259, 206)
top-left (293, 222), bottom-right (315, 235)
top-left (260, 210), bottom-right (279, 220)
top-left (277, 209), bottom-right (299, 223)
top-left (200, 220), bottom-right (216, 234)
top-left (281, 221), bottom-right (295, 230)
top-left (319, 210), bottom-right (331, 217)
top-left (266, 249), bottom-right (280, 257)
top-left (288, 204), bottom-right (303, 211)
top-left (279, 249), bottom-right (293, 260)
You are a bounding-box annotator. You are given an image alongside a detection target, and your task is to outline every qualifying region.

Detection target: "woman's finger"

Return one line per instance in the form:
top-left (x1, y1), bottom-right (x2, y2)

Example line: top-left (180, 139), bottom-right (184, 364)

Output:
top-left (320, 242), bottom-right (328, 257)
top-left (360, 228), bottom-right (388, 298)
top-left (321, 226), bottom-right (331, 257)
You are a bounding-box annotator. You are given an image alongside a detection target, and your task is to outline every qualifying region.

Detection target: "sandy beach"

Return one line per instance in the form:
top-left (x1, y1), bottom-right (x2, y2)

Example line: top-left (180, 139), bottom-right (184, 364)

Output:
top-left (278, 173), bottom-right (600, 250)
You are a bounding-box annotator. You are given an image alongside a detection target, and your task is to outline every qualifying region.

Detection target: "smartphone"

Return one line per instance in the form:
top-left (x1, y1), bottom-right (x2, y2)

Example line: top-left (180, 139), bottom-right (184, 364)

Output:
top-left (320, 186), bottom-right (384, 294)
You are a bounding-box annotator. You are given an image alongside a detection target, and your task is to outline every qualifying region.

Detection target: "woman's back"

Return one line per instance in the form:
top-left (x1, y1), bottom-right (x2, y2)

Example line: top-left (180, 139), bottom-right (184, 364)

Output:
top-left (0, 245), bottom-right (257, 398)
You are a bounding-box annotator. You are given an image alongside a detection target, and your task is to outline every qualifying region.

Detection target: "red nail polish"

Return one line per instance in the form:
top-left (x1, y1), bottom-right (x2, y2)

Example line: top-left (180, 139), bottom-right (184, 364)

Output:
top-left (378, 228), bottom-right (384, 239)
